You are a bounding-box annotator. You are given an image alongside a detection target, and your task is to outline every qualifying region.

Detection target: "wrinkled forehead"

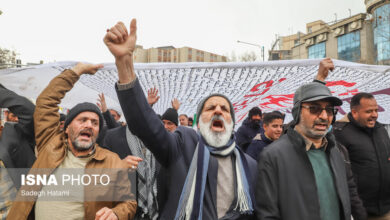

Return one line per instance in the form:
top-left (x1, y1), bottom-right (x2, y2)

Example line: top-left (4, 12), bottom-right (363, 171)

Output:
top-left (202, 96), bottom-right (230, 111)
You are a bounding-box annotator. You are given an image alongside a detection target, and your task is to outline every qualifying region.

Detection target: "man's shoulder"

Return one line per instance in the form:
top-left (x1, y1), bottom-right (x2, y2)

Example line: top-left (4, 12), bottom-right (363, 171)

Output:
top-left (106, 125), bottom-right (126, 136)
top-left (96, 146), bottom-right (127, 168)
top-left (175, 126), bottom-right (198, 139)
top-left (260, 135), bottom-right (292, 156)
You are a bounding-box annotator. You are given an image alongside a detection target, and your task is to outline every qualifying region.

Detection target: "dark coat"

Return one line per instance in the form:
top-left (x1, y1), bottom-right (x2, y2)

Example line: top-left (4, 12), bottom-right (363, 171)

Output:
top-left (246, 133), bottom-right (273, 162)
top-left (103, 110), bottom-right (121, 129)
top-left (116, 79), bottom-right (258, 220)
top-left (103, 125), bottom-right (167, 215)
top-left (255, 128), bottom-right (351, 220)
top-left (334, 113), bottom-right (390, 216)
top-left (236, 118), bottom-right (264, 151)
top-left (0, 84), bottom-right (36, 189)
top-left (335, 141), bottom-right (367, 220)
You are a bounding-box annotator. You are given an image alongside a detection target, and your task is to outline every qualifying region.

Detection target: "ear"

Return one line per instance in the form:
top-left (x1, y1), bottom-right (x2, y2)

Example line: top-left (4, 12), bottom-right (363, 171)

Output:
top-left (65, 126), bottom-right (69, 135)
top-left (351, 107), bottom-right (358, 118)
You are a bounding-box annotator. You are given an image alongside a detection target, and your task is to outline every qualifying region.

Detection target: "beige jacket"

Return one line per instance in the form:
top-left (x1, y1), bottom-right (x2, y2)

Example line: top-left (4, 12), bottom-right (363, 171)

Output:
top-left (7, 69), bottom-right (137, 220)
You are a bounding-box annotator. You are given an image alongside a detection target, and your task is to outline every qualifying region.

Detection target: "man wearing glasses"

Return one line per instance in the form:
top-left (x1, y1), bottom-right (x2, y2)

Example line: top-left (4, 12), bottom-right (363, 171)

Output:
top-left (255, 76), bottom-right (351, 220)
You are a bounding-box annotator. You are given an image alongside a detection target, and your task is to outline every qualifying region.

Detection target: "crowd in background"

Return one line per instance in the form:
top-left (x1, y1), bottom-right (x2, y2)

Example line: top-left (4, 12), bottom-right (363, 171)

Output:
top-left (0, 19), bottom-right (390, 220)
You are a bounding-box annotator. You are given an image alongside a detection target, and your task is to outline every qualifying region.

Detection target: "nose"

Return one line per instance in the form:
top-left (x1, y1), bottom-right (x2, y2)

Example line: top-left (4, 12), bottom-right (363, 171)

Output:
top-left (84, 120), bottom-right (93, 128)
top-left (372, 111), bottom-right (378, 119)
top-left (318, 108), bottom-right (329, 120)
top-left (214, 105), bottom-right (223, 115)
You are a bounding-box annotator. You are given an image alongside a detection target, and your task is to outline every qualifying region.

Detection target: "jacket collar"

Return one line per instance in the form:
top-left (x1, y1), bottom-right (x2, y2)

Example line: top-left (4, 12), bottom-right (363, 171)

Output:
top-left (347, 112), bottom-right (380, 134)
top-left (287, 126), bottom-right (336, 152)
top-left (91, 145), bottom-right (107, 161)
top-left (64, 139), bottom-right (106, 161)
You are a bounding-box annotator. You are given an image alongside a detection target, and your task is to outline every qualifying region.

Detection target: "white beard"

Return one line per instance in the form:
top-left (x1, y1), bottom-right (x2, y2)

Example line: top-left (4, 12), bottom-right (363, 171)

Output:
top-left (199, 115), bottom-right (234, 148)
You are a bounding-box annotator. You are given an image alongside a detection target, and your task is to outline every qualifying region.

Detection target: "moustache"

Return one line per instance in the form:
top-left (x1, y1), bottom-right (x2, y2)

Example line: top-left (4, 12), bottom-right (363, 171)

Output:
top-left (313, 118), bottom-right (329, 127)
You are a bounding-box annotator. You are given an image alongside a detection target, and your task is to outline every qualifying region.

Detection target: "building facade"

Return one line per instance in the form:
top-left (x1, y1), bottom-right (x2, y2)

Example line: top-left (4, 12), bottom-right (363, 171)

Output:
top-left (269, 0), bottom-right (390, 65)
top-left (133, 45), bottom-right (227, 63)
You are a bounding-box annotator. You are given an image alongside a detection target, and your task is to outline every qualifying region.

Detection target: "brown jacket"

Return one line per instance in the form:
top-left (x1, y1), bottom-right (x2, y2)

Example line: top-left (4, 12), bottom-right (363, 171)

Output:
top-left (7, 69), bottom-right (137, 220)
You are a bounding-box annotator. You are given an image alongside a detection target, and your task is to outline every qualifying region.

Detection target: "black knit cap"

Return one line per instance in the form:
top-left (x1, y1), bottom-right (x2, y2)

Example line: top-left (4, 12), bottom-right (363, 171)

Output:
top-left (63, 102), bottom-right (104, 133)
top-left (196, 93), bottom-right (235, 126)
top-left (162, 108), bottom-right (178, 126)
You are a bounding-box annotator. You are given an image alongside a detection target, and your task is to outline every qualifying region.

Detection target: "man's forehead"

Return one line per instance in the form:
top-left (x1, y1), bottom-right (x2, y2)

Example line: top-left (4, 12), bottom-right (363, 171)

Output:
top-left (204, 96), bottom-right (230, 106)
top-left (75, 111), bottom-right (99, 119)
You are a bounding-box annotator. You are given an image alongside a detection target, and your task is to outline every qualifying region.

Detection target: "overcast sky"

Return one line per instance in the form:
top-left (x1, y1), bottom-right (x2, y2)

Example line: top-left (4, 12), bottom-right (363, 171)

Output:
top-left (0, 0), bottom-right (366, 64)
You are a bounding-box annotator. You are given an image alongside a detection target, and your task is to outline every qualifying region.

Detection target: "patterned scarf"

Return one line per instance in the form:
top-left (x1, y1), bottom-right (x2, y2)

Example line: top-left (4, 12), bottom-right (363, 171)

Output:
top-left (174, 134), bottom-right (253, 220)
top-left (126, 127), bottom-right (158, 220)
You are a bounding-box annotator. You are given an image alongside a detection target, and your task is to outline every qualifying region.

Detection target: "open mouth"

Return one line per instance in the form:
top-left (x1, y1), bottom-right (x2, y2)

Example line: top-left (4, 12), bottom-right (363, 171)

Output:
top-left (211, 119), bottom-right (225, 131)
top-left (79, 130), bottom-right (92, 140)
top-left (314, 123), bottom-right (328, 130)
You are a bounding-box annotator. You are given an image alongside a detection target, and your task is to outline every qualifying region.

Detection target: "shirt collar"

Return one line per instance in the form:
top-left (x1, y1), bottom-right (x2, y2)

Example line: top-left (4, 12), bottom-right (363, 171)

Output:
top-left (294, 127), bottom-right (328, 151)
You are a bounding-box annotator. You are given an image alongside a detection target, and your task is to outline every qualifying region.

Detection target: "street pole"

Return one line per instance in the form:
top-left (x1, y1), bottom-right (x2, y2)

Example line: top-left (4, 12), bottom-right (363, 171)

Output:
top-left (237, 40), bottom-right (265, 61)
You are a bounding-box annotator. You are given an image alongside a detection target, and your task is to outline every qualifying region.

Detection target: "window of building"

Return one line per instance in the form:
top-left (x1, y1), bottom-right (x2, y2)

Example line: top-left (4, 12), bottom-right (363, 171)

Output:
top-left (308, 42), bottom-right (326, 59)
top-left (337, 31), bottom-right (361, 62)
top-left (374, 4), bottom-right (390, 62)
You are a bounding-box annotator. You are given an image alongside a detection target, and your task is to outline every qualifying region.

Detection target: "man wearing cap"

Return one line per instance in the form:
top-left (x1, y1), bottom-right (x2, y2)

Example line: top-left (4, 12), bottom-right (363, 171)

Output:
top-left (161, 108), bottom-right (178, 133)
top-left (105, 20), bottom-right (257, 220)
top-left (255, 65), bottom-right (351, 219)
top-left (8, 63), bottom-right (137, 220)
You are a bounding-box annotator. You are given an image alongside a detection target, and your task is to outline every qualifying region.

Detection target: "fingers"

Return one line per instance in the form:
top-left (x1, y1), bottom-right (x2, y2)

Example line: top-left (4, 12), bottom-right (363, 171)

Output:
top-left (123, 155), bottom-right (143, 169)
top-left (105, 31), bottom-right (121, 44)
top-left (97, 102), bottom-right (102, 110)
top-left (115, 22), bottom-right (128, 40)
top-left (95, 207), bottom-right (117, 220)
top-left (72, 63), bottom-right (103, 75)
top-left (95, 207), bottom-right (108, 220)
top-left (129, 18), bottom-right (137, 40)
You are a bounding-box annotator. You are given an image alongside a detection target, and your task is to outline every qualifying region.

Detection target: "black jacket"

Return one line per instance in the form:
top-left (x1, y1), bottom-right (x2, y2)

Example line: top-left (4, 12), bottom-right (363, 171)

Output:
top-left (103, 125), bottom-right (167, 215)
top-left (0, 84), bottom-right (36, 189)
top-left (116, 79), bottom-right (258, 220)
top-left (334, 113), bottom-right (390, 216)
top-left (236, 118), bottom-right (264, 151)
top-left (246, 133), bottom-right (273, 162)
top-left (336, 142), bottom-right (367, 220)
top-left (255, 127), bottom-right (351, 220)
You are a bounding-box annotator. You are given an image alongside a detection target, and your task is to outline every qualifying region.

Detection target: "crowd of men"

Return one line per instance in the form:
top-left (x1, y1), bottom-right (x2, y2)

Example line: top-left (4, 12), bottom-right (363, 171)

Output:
top-left (0, 19), bottom-right (389, 220)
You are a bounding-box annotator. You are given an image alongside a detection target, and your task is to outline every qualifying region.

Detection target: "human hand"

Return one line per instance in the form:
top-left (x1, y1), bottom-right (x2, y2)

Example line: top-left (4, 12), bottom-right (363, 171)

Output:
top-left (316, 58), bottom-right (334, 82)
top-left (71, 63), bottom-right (103, 76)
top-left (172, 98), bottom-right (180, 111)
top-left (147, 87), bottom-right (160, 106)
top-left (95, 207), bottom-right (118, 220)
top-left (97, 93), bottom-right (108, 113)
top-left (123, 155), bottom-right (143, 170)
top-left (104, 19), bottom-right (137, 59)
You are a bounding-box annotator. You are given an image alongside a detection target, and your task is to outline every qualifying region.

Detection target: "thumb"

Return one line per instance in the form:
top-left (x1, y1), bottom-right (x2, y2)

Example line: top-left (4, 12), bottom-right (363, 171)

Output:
top-left (129, 18), bottom-right (137, 37)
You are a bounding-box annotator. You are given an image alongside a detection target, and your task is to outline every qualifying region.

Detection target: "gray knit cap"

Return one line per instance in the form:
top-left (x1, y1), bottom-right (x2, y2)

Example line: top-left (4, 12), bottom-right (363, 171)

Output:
top-left (196, 93), bottom-right (235, 125)
top-left (292, 82), bottom-right (342, 125)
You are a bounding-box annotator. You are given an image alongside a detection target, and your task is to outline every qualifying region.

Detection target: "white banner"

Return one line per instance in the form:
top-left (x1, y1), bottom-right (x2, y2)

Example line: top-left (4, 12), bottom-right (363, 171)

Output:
top-left (1, 59), bottom-right (389, 126)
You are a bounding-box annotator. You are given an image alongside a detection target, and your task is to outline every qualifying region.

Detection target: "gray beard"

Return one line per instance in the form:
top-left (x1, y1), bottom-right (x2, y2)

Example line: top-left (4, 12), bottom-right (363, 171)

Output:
top-left (72, 139), bottom-right (95, 152)
top-left (199, 115), bottom-right (234, 148)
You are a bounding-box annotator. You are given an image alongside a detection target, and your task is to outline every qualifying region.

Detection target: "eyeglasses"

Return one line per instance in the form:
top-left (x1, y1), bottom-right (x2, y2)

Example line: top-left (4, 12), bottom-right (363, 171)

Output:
top-left (301, 105), bottom-right (338, 116)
